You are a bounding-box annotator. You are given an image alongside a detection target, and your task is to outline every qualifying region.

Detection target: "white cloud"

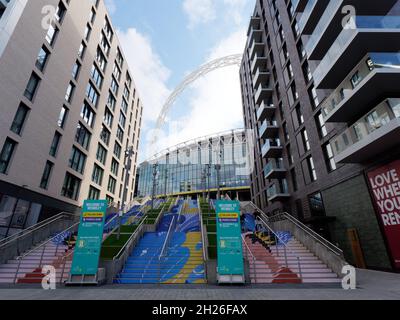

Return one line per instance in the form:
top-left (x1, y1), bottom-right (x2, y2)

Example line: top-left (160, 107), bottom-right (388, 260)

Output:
top-left (183, 0), bottom-right (217, 28)
top-left (151, 29), bottom-right (247, 153)
top-left (117, 29), bottom-right (171, 125)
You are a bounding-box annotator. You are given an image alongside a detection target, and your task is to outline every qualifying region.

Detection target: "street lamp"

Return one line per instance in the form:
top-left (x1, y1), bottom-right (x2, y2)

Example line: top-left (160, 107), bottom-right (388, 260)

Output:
top-left (151, 163), bottom-right (159, 210)
top-left (117, 146), bottom-right (134, 240)
top-left (214, 148), bottom-right (223, 200)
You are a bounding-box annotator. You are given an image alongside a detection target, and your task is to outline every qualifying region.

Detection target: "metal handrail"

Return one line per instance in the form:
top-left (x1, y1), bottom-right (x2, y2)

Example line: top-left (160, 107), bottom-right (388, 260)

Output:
top-left (174, 199), bottom-right (184, 232)
top-left (198, 197), bottom-right (209, 262)
top-left (112, 217), bottom-right (147, 261)
top-left (256, 216), bottom-right (302, 279)
top-left (273, 212), bottom-right (344, 257)
top-left (241, 234), bottom-right (256, 261)
top-left (159, 216), bottom-right (176, 261)
top-left (0, 212), bottom-right (76, 248)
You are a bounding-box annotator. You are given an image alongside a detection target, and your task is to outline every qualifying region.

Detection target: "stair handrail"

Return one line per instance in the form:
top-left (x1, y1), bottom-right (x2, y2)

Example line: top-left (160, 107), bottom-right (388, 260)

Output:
top-left (13, 222), bottom-right (80, 284)
top-left (241, 234), bottom-right (256, 284)
top-left (0, 212), bottom-right (76, 249)
top-left (175, 199), bottom-right (184, 232)
top-left (112, 217), bottom-right (148, 261)
top-left (198, 196), bottom-right (209, 261)
top-left (256, 215), bottom-right (302, 280)
top-left (59, 249), bottom-right (75, 284)
top-left (272, 212), bottom-right (344, 257)
top-left (159, 216), bottom-right (176, 261)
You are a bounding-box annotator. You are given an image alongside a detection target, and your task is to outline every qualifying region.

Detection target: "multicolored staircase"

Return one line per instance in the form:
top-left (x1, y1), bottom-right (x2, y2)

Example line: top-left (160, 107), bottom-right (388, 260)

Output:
top-left (114, 200), bottom-right (206, 284)
top-left (242, 214), bottom-right (341, 284)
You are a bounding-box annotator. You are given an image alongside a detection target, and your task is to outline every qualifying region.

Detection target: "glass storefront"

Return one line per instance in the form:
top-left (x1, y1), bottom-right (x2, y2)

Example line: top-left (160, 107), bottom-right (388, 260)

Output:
top-left (0, 193), bottom-right (41, 239)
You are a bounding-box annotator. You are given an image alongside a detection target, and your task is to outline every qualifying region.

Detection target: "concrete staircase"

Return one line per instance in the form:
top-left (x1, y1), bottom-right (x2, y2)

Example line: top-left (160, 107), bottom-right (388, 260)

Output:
top-left (243, 232), bottom-right (341, 284)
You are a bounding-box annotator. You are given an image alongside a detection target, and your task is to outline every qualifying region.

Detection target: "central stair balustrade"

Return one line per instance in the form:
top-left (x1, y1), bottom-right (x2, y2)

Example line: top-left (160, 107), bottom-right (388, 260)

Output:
top-left (158, 216), bottom-right (176, 284)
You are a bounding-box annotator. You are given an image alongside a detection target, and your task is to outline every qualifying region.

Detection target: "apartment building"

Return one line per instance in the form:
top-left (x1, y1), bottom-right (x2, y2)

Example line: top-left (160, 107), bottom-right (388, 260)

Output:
top-left (0, 0), bottom-right (143, 238)
top-left (240, 0), bottom-right (400, 271)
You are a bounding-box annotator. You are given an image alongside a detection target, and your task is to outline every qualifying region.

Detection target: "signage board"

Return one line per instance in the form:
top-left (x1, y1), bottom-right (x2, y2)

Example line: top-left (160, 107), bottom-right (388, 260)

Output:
top-left (70, 200), bottom-right (107, 276)
top-left (216, 200), bottom-right (244, 281)
top-left (367, 160), bottom-right (400, 270)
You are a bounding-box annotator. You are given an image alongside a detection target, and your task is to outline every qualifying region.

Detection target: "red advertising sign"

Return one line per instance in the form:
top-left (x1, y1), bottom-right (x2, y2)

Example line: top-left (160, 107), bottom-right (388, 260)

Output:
top-left (367, 160), bottom-right (400, 270)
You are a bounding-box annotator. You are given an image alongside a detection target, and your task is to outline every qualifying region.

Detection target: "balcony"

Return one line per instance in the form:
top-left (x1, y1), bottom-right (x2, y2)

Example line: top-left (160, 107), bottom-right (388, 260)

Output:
top-left (248, 27), bottom-right (262, 45)
top-left (264, 159), bottom-right (286, 180)
top-left (257, 102), bottom-right (276, 122)
top-left (332, 98), bottom-right (400, 164)
top-left (262, 139), bottom-right (283, 159)
top-left (259, 120), bottom-right (279, 140)
top-left (253, 67), bottom-right (270, 88)
top-left (267, 181), bottom-right (290, 202)
top-left (322, 53), bottom-right (400, 123)
top-left (247, 16), bottom-right (261, 36)
top-left (306, 0), bottom-right (398, 60)
top-left (291, 0), bottom-right (308, 13)
top-left (298, 0), bottom-right (329, 35)
top-left (251, 54), bottom-right (268, 75)
top-left (313, 16), bottom-right (400, 89)
top-left (255, 83), bottom-right (273, 105)
top-left (249, 40), bottom-right (265, 60)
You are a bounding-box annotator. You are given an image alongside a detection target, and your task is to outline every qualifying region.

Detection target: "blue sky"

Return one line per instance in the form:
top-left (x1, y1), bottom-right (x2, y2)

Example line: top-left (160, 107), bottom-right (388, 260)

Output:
top-left (105, 0), bottom-right (255, 161)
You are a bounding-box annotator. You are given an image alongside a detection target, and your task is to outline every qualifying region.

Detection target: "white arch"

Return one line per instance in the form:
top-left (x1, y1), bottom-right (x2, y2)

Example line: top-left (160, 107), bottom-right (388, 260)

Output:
top-left (150, 54), bottom-right (243, 146)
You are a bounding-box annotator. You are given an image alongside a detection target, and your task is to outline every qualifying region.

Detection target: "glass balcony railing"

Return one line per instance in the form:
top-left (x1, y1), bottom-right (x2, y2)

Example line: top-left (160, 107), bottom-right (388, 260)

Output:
top-left (256, 101), bottom-right (275, 120)
top-left (264, 159), bottom-right (285, 177)
top-left (322, 52), bottom-right (400, 119)
top-left (313, 16), bottom-right (400, 86)
top-left (267, 180), bottom-right (289, 199)
top-left (331, 98), bottom-right (400, 157)
top-left (259, 120), bottom-right (278, 137)
top-left (262, 139), bottom-right (282, 156)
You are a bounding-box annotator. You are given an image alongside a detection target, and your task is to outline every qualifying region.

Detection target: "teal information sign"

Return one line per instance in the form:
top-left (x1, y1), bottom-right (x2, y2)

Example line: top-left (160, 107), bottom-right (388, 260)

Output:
top-left (216, 200), bottom-right (244, 276)
top-left (70, 200), bottom-right (107, 276)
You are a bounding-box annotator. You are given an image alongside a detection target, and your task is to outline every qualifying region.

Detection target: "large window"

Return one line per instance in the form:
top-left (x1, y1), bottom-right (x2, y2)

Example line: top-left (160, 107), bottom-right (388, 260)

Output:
top-left (100, 126), bottom-right (111, 146)
top-left (61, 173), bottom-right (81, 200)
top-left (35, 46), bottom-right (50, 71)
top-left (108, 176), bottom-right (116, 194)
top-left (11, 103), bottom-right (29, 135)
top-left (69, 147), bottom-right (87, 174)
top-left (57, 105), bottom-right (68, 129)
top-left (80, 102), bottom-right (95, 127)
top-left (45, 22), bottom-right (58, 46)
top-left (307, 156), bottom-right (317, 182)
top-left (96, 143), bottom-right (107, 165)
top-left (91, 64), bottom-right (103, 88)
top-left (24, 73), bottom-right (40, 101)
top-left (0, 138), bottom-right (17, 174)
top-left (40, 161), bottom-right (54, 189)
top-left (88, 186), bottom-right (100, 200)
top-left (86, 82), bottom-right (99, 107)
top-left (323, 143), bottom-right (337, 172)
top-left (92, 164), bottom-right (104, 186)
top-left (75, 123), bottom-right (91, 150)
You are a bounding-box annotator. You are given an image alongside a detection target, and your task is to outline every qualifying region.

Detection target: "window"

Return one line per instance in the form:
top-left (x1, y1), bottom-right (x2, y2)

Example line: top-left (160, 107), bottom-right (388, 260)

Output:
top-left (40, 161), bottom-right (54, 189)
top-left (49, 132), bottom-right (61, 157)
top-left (89, 8), bottom-right (96, 24)
top-left (100, 126), bottom-right (111, 146)
top-left (103, 18), bottom-right (114, 43)
top-left (75, 123), bottom-right (91, 150)
top-left (55, 1), bottom-right (66, 23)
top-left (86, 82), bottom-right (99, 106)
top-left (302, 129), bottom-right (310, 152)
top-left (84, 24), bottom-right (92, 41)
top-left (69, 147), bottom-right (87, 174)
top-left (290, 168), bottom-right (298, 192)
top-left (113, 62), bottom-right (121, 81)
top-left (78, 42), bottom-right (86, 59)
top-left (65, 82), bottom-right (75, 103)
top-left (114, 143), bottom-right (121, 159)
top-left (116, 48), bottom-right (124, 67)
top-left (57, 106), bottom-right (68, 128)
top-left (323, 143), bottom-right (337, 172)
top-left (24, 73), bottom-right (40, 101)
top-left (119, 112), bottom-right (126, 129)
top-left (316, 112), bottom-right (328, 138)
top-left (108, 176), bottom-right (116, 194)
top-left (111, 159), bottom-right (119, 176)
top-left (307, 156), bottom-right (317, 182)
top-left (92, 164), bottom-right (104, 186)
top-left (351, 71), bottom-right (362, 88)
top-left (96, 47), bottom-right (107, 72)
top-left (91, 64), bottom-right (103, 88)
top-left (72, 61), bottom-right (81, 80)
top-left (61, 173), bottom-right (81, 200)
top-left (116, 126), bottom-right (124, 142)
top-left (11, 103), bottom-right (29, 135)
top-left (111, 77), bottom-right (119, 95)
top-left (123, 85), bottom-right (130, 100)
top-left (107, 92), bottom-right (116, 111)
top-left (0, 138), bottom-right (17, 174)
top-left (80, 102), bottom-right (95, 127)
top-left (88, 186), bottom-right (100, 200)
top-left (35, 46), bottom-right (50, 71)
top-left (103, 108), bottom-right (113, 128)
top-left (100, 32), bottom-right (111, 56)
top-left (45, 23), bottom-right (58, 46)
top-left (96, 143), bottom-right (107, 165)
top-left (121, 99), bottom-right (128, 114)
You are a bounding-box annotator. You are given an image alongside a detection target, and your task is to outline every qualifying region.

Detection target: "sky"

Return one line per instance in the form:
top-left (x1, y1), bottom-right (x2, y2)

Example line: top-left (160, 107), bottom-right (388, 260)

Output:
top-left (104, 0), bottom-right (255, 161)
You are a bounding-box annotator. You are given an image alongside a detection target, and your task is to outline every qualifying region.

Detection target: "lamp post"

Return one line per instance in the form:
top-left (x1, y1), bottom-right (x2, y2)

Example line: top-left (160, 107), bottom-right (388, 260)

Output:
top-left (207, 164), bottom-right (211, 201)
top-left (117, 146), bottom-right (134, 240)
top-left (151, 163), bottom-right (159, 210)
top-left (215, 148), bottom-right (223, 200)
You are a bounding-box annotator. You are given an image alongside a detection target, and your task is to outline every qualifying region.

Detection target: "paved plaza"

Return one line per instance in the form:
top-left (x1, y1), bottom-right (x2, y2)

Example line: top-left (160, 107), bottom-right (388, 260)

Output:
top-left (0, 269), bottom-right (399, 300)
